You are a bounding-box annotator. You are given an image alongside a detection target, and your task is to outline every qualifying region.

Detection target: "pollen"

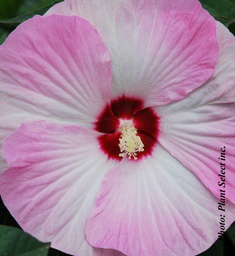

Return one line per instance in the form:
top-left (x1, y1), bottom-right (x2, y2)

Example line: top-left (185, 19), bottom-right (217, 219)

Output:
top-left (118, 125), bottom-right (144, 160)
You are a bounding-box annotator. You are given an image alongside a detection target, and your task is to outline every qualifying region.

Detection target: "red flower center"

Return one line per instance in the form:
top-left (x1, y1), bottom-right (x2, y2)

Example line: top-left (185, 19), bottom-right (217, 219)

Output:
top-left (95, 95), bottom-right (159, 161)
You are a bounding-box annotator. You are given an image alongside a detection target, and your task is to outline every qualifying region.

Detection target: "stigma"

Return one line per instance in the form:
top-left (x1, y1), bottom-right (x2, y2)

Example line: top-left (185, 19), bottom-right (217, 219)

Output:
top-left (118, 125), bottom-right (144, 160)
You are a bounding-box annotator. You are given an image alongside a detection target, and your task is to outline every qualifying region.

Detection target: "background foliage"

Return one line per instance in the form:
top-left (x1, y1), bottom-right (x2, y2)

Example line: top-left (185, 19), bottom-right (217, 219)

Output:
top-left (0, 0), bottom-right (235, 45)
top-left (0, 0), bottom-right (235, 255)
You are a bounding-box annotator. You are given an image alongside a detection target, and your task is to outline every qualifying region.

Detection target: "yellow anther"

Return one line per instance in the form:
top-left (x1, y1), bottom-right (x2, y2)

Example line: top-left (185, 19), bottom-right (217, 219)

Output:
top-left (118, 125), bottom-right (144, 160)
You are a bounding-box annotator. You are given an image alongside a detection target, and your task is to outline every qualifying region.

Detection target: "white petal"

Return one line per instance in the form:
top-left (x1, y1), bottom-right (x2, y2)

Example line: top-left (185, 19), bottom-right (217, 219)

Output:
top-left (86, 146), bottom-right (235, 255)
top-left (0, 121), bottom-right (119, 256)
top-left (157, 22), bottom-right (235, 204)
top-left (0, 14), bottom-right (112, 171)
top-left (46, 0), bottom-right (218, 106)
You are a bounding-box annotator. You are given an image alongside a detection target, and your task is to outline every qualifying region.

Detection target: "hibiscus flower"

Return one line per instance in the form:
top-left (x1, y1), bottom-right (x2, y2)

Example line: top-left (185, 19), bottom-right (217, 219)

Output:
top-left (0, 0), bottom-right (235, 255)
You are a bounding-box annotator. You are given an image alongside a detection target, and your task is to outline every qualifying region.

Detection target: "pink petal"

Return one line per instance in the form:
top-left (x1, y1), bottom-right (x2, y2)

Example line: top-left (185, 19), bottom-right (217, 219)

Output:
top-left (0, 121), bottom-right (122, 256)
top-left (86, 146), bottom-right (235, 256)
top-left (158, 22), bottom-right (235, 204)
top-left (0, 14), bottom-right (111, 171)
top-left (47, 0), bottom-right (219, 107)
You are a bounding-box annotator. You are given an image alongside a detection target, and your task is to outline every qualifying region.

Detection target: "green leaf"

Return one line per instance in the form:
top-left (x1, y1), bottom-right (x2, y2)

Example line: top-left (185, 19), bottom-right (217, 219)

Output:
top-left (0, 0), bottom-right (25, 20)
top-left (0, 0), bottom-right (63, 45)
top-left (17, 0), bottom-right (60, 15)
top-left (0, 225), bottom-right (50, 256)
top-left (199, 0), bottom-right (235, 27)
top-left (0, 0), bottom-right (63, 26)
top-left (0, 27), bottom-right (9, 44)
top-left (228, 22), bottom-right (235, 35)
top-left (227, 222), bottom-right (235, 248)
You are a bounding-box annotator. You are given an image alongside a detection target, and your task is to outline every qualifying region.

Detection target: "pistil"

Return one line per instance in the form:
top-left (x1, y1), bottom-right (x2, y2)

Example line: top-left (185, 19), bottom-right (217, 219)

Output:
top-left (118, 125), bottom-right (144, 160)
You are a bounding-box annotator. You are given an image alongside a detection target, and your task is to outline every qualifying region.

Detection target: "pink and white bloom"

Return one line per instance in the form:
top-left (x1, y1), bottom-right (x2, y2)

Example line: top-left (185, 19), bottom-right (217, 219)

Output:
top-left (0, 0), bottom-right (235, 255)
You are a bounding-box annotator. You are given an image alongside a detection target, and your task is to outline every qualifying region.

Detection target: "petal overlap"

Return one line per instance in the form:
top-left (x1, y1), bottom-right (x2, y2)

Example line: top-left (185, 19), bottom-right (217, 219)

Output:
top-left (47, 0), bottom-right (219, 107)
top-left (158, 22), bottom-right (235, 204)
top-left (86, 146), bottom-right (235, 256)
top-left (0, 14), bottom-right (112, 172)
top-left (0, 121), bottom-right (122, 256)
